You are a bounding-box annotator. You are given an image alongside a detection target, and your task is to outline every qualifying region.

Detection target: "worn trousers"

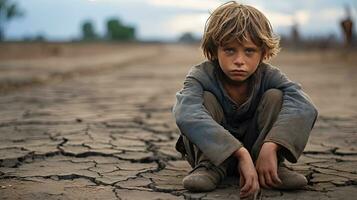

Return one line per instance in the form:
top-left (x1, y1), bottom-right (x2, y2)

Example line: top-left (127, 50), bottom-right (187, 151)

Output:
top-left (179, 89), bottom-right (283, 176)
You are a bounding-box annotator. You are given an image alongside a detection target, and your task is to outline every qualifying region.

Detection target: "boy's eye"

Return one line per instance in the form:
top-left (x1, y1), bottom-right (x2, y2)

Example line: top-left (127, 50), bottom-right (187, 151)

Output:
top-left (245, 48), bottom-right (256, 55)
top-left (224, 48), bottom-right (235, 55)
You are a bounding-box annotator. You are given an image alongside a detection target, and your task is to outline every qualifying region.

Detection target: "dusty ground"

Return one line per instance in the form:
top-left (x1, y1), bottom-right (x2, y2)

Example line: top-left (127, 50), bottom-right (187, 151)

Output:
top-left (0, 42), bottom-right (356, 199)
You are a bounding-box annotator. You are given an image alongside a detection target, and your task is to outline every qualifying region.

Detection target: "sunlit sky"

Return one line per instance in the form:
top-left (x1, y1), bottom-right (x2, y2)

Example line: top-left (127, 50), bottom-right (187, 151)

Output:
top-left (6, 0), bottom-right (357, 41)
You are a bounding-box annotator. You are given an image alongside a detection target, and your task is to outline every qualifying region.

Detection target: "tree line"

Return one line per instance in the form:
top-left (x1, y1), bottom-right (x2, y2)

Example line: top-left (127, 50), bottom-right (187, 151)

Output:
top-left (0, 0), bottom-right (23, 41)
top-left (81, 18), bottom-right (135, 41)
top-left (0, 0), bottom-right (136, 41)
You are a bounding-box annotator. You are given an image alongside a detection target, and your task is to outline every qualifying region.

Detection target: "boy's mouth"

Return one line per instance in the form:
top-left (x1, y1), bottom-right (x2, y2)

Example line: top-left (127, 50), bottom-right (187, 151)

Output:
top-left (230, 69), bottom-right (247, 75)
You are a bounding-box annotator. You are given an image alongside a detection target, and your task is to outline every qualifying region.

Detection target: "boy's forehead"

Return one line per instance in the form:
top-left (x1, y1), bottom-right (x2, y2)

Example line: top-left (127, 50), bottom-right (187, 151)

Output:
top-left (221, 37), bottom-right (258, 47)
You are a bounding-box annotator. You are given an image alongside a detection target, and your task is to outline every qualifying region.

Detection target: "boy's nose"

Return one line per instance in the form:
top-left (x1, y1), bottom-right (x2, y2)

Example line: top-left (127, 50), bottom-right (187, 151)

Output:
top-left (233, 54), bottom-right (244, 66)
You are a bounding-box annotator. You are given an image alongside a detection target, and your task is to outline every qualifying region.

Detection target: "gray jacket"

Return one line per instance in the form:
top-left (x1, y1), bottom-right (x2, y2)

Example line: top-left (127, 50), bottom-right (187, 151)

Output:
top-left (173, 61), bottom-right (318, 166)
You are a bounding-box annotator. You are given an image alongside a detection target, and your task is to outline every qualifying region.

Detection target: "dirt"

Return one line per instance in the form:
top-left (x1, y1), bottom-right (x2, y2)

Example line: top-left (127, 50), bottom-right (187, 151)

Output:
top-left (0, 42), bottom-right (356, 199)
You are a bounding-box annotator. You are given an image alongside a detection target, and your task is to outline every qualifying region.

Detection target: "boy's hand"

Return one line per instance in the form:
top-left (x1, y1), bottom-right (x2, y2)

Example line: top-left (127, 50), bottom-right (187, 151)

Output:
top-left (234, 147), bottom-right (260, 198)
top-left (255, 142), bottom-right (282, 188)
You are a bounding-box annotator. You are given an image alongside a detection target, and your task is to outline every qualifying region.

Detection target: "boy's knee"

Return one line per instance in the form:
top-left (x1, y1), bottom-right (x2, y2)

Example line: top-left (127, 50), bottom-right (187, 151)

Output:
top-left (257, 89), bottom-right (283, 120)
top-left (203, 91), bottom-right (224, 123)
top-left (262, 89), bottom-right (283, 105)
top-left (203, 91), bottom-right (218, 104)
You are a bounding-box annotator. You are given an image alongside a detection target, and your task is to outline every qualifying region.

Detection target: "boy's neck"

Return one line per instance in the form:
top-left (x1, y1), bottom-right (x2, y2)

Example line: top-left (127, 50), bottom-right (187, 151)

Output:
top-left (220, 73), bottom-right (251, 106)
top-left (222, 75), bottom-right (248, 88)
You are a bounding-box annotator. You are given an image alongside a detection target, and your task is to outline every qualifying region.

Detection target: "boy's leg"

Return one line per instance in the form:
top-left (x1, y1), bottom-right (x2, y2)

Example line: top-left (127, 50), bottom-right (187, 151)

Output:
top-left (245, 89), bottom-right (307, 189)
top-left (180, 91), bottom-right (235, 192)
top-left (181, 135), bottom-right (228, 191)
top-left (244, 89), bottom-right (283, 160)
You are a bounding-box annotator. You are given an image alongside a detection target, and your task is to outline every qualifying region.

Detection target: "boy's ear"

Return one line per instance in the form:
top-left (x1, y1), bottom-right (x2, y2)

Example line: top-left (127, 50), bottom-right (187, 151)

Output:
top-left (261, 48), bottom-right (267, 61)
top-left (212, 51), bottom-right (218, 60)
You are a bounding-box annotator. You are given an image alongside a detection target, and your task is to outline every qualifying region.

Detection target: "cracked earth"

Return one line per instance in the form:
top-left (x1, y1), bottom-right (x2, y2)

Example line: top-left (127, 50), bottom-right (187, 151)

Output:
top-left (0, 43), bottom-right (356, 199)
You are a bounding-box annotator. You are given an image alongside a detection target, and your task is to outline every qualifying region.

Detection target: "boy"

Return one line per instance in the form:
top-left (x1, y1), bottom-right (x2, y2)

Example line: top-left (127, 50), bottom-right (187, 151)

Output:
top-left (173, 1), bottom-right (318, 198)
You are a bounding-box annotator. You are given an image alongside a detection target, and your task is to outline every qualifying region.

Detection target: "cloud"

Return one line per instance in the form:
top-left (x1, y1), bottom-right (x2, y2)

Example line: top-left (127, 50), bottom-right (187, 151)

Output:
top-left (319, 8), bottom-right (345, 21)
top-left (147, 0), bottom-right (221, 11)
top-left (264, 11), bottom-right (294, 26)
top-left (261, 10), bottom-right (310, 28)
top-left (295, 10), bottom-right (310, 25)
top-left (163, 13), bottom-right (209, 37)
top-left (297, 8), bottom-right (346, 35)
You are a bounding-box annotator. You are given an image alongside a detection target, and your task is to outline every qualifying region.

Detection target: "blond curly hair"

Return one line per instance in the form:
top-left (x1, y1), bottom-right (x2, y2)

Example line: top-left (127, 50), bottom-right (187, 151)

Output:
top-left (201, 1), bottom-right (280, 61)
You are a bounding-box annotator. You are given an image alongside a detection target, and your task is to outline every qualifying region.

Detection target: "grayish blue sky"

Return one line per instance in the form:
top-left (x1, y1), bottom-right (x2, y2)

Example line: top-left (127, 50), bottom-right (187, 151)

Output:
top-left (5, 0), bottom-right (357, 41)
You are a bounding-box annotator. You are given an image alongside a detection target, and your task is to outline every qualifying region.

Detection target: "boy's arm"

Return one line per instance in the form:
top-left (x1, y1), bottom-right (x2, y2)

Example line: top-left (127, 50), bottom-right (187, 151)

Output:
top-left (262, 66), bottom-right (318, 163)
top-left (173, 76), bottom-right (242, 166)
top-left (234, 147), bottom-right (260, 198)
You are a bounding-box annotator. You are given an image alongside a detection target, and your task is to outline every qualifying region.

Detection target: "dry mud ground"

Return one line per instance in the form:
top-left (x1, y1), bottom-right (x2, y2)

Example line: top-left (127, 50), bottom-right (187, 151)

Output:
top-left (0, 42), bottom-right (356, 199)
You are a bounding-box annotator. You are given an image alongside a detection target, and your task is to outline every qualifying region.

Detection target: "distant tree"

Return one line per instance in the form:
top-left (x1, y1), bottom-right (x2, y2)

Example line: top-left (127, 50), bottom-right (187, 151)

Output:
top-left (291, 24), bottom-right (300, 42)
top-left (106, 18), bottom-right (135, 41)
top-left (290, 22), bottom-right (300, 48)
top-left (0, 0), bottom-right (24, 41)
top-left (81, 20), bottom-right (98, 41)
top-left (340, 5), bottom-right (354, 48)
top-left (34, 34), bottom-right (46, 42)
top-left (178, 32), bottom-right (198, 43)
top-left (22, 34), bottom-right (46, 42)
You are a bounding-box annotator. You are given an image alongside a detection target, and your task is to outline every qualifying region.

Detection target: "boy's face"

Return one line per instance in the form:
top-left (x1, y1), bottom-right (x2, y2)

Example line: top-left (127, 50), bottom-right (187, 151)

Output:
top-left (217, 37), bottom-right (263, 83)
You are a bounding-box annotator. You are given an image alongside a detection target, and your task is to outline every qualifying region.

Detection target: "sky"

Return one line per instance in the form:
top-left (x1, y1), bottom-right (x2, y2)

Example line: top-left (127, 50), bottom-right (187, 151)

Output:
top-left (5, 0), bottom-right (357, 41)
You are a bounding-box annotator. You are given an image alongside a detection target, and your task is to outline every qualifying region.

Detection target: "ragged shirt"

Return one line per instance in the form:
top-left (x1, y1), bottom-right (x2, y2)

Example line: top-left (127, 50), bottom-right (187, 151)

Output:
top-left (173, 61), bottom-right (318, 166)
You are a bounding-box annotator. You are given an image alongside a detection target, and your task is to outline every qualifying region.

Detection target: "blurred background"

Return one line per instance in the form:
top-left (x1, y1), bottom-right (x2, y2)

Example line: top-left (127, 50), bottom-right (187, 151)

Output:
top-left (0, 0), bottom-right (356, 117)
top-left (0, 0), bottom-right (356, 46)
